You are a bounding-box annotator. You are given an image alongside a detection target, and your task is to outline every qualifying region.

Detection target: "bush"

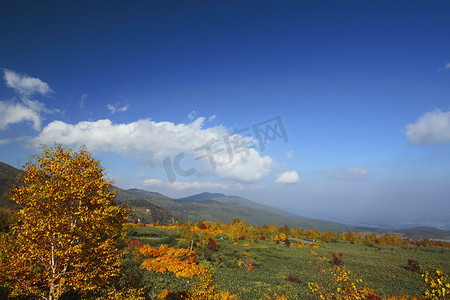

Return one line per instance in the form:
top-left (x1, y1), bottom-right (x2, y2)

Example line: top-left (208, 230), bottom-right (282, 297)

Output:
top-left (405, 259), bottom-right (420, 273)
top-left (331, 253), bottom-right (344, 266)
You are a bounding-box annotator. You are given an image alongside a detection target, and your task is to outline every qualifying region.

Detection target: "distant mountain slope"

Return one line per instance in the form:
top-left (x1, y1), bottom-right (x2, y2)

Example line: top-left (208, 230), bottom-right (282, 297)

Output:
top-left (178, 192), bottom-right (317, 220)
top-left (127, 188), bottom-right (170, 198)
top-left (115, 188), bottom-right (185, 225)
top-left (405, 226), bottom-right (450, 234)
top-left (178, 192), bottom-right (227, 201)
top-left (130, 189), bottom-right (354, 231)
top-left (0, 162), bottom-right (21, 209)
top-left (398, 226), bottom-right (450, 241)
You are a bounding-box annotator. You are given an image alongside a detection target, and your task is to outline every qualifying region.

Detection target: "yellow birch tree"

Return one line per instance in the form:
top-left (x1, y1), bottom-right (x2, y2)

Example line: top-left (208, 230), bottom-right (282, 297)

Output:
top-left (0, 144), bottom-right (129, 300)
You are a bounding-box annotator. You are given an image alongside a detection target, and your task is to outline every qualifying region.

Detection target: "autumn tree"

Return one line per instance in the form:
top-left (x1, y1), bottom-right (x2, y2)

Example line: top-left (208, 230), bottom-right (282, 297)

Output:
top-left (0, 144), bottom-right (129, 300)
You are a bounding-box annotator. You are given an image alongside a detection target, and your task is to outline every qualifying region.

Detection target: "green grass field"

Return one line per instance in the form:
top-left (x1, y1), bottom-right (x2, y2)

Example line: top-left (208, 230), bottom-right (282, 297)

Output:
top-left (125, 225), bottom-right (450, 299)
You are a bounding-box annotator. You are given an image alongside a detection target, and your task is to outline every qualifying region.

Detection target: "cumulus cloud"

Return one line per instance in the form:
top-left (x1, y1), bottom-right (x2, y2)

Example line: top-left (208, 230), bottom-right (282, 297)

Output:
top-left (0, 101), bottom-right (42, 130)
top-left (107, 103), bottom-right (128, 114)
top-left (318, 167), bottom-right (368, 179)
top-left (208, 115), bottom-right (216, 122)
top-left (3, 69), bottom-right (52, 96)
top-left (1, 69), bottom-right (57, 131)
top-left (405, 109), bottom-right (450, 144)
top-left (275, 170), bottom-right (299, 183)
top-left (34, 117), bottom-right (275, 182)
top-left (143, 178), bottom-right (163, 186)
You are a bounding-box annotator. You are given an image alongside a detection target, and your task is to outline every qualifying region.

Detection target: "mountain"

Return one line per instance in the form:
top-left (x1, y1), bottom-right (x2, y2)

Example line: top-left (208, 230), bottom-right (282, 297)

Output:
top-left (178, 192), bottom-right (227, 201)
top-left (177, 192), bottom-right (320, 220)
top-left (127, 188), bottom-right (169, 198)
top-left (115, 188), bottom-right (185, 225)
top-left (125, 189), bottom-right (354, 231)
top-left (398, 226), bottom-right (450, 241)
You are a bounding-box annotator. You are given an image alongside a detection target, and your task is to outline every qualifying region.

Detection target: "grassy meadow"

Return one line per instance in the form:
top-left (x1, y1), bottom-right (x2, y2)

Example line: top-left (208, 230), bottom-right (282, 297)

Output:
top-left (124, 224), bottom-right (450, 299)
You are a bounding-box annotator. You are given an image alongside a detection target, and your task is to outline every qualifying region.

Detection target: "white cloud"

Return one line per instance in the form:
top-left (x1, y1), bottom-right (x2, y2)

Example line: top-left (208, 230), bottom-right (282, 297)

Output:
top-left (1, 69), bottom-right (58, 131)
top-left (0, 101), bottom-right (41, 130)
top-left (405, 109), bottom-right (450, 144)
top-left (171, 181), bottom-right (230, 190)
top-left (3, 69), bottom-right (52, 96)
top-left (136, 173), bottom-right (146, 177)
top-left (284, 150), bottom-right (294, 159)
top-left (208, 115), bottom-right (216, 122)
top-left (143, 178), bottom-right (163, 186)
top-left (188, 110), bottom-right (198, 120)
top-left (107, 103), bottom-right (128, 114)
top-left (275, 170), bottom-right (299, 183)
top-left (318, 167), bottom-right (368, 179)
top-left (142, 178), bottom-right (230, 190)
top-left (212, 149), bottom-right (274, 182)
top-left (34, 117), bottom-right (275, 182)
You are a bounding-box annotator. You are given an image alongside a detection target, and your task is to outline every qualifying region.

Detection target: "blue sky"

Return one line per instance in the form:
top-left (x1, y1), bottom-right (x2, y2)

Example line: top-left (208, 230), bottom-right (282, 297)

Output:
top-left (1, 1), bottom-right (449, 228)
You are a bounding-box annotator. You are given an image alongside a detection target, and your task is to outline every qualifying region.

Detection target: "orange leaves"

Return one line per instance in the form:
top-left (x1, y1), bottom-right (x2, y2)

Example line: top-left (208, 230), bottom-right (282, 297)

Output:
top-left (138, 244), bottom-right (204, 277)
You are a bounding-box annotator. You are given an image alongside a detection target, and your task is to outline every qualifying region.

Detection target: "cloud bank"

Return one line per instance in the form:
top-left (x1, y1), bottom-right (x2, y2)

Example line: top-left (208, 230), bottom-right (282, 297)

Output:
top-left (34, 117), bottom-right (274, 182)
top-left (405, 109), bottom-right (450, 144)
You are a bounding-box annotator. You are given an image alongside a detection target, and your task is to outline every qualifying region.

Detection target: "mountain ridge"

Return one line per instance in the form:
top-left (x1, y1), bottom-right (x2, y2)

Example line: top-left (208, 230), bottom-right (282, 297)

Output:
top-left (1, 161), bottom-right (446, 234)
top-left (125, 188), bottom-right (354, 231)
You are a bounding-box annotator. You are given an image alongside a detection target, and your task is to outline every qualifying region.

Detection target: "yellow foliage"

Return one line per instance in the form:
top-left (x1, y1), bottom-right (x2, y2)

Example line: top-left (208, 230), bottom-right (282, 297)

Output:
top-left (188, 264), bottom-right (239, 300)
top-left (422, 265), bottom-right (450, 300)
top-left (105, 288), bottom-right (146, 300)
top-left (0, 144), bottom-right (128, 299)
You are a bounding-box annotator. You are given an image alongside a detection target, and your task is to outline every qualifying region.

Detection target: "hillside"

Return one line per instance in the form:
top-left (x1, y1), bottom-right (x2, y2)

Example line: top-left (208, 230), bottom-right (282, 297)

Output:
top-left (398, 226), bottom-right (450, 241)
top-left (115, 188), bottom-right (185, 225)
top-left (125, 189), bottom-right (354, 231)
top-left (0, 161), bottom-right (184, 226)
top-left (178, 192), bottom-right (329, 220)
top-left (0, 162), bottom-right (21, 209)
